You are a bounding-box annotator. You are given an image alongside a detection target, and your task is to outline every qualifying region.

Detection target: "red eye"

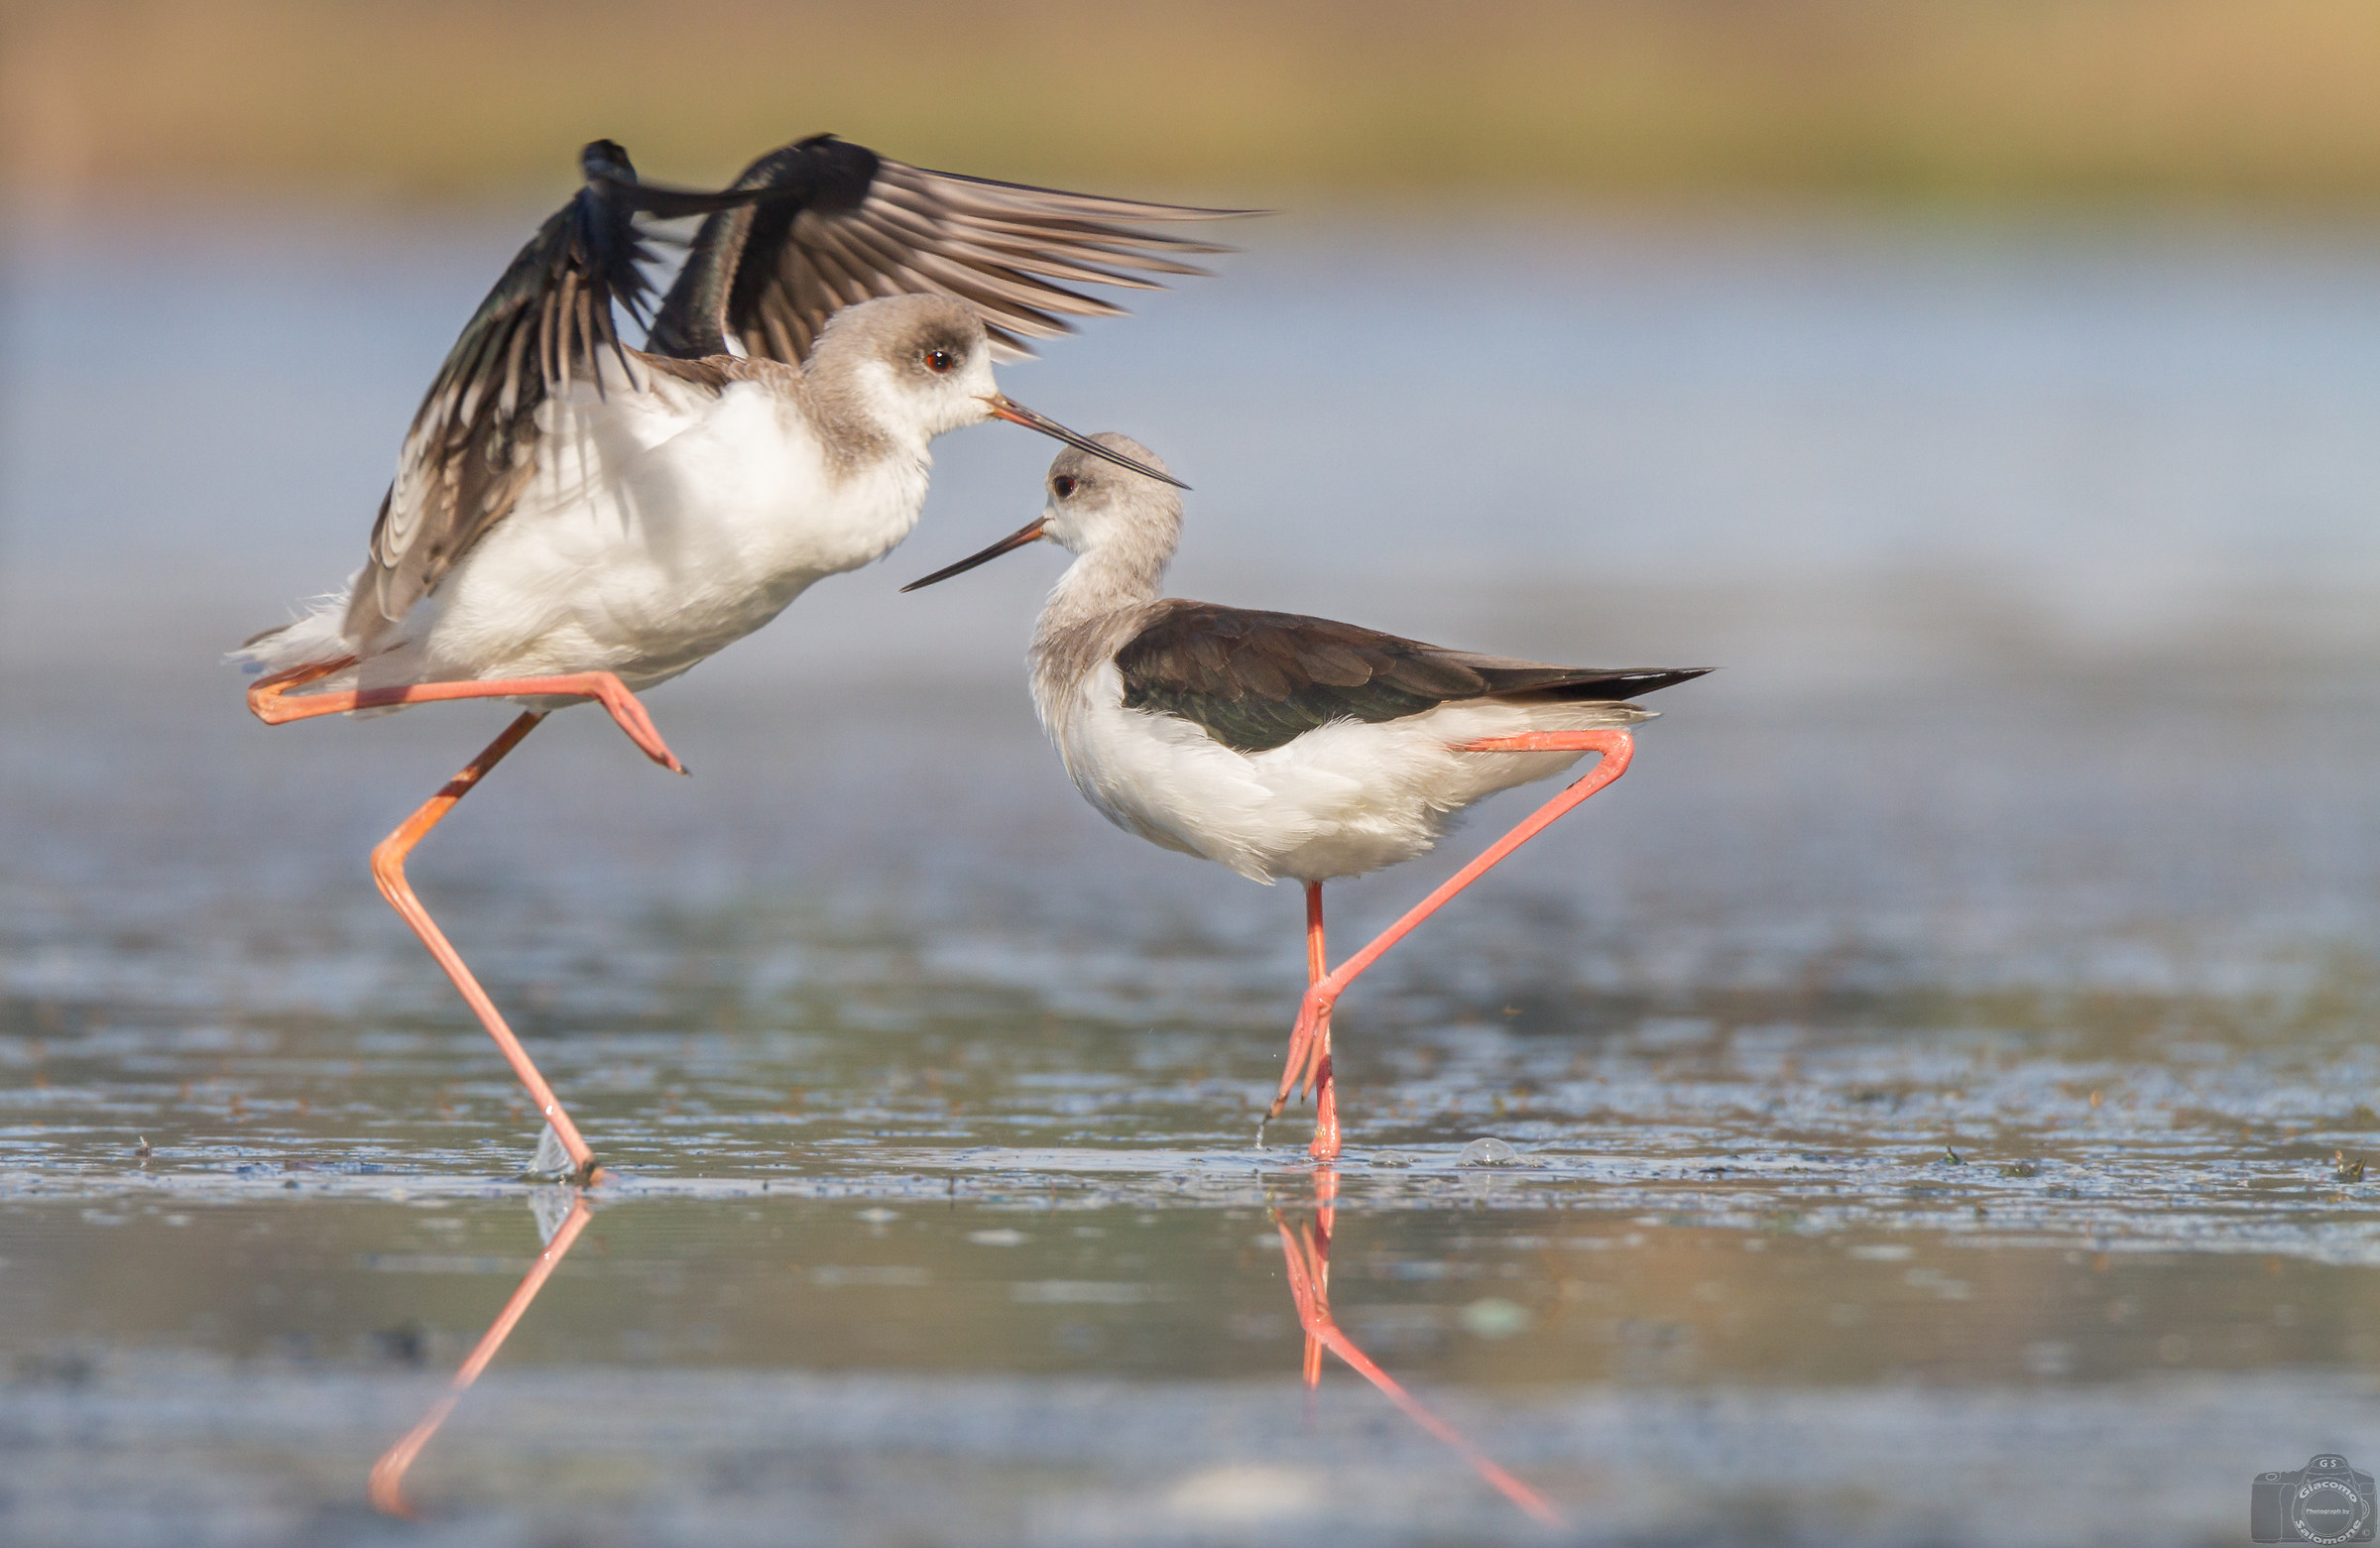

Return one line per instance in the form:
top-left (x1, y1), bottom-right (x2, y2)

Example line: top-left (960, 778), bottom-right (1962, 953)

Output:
top-left (1052, 475), bottom-right (1078, 498)
top-left (923, 348), bottom-right (956, 374)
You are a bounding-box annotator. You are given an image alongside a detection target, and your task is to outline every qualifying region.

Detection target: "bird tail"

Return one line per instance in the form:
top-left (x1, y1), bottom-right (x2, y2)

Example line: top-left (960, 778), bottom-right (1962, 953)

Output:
top-left (227, 581), bottom-right (362, 680)
top-left (1488, 666), bottom-right (1711, 703)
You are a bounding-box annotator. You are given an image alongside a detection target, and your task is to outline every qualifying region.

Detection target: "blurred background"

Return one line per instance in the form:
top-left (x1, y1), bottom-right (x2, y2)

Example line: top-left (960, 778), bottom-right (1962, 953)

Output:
top-left (6, 0), bottom-right (2380, 673)
top-left (9, 0), bottom-right (2380, 202)
top-left (7, 5), bottom-right (2380, 1544)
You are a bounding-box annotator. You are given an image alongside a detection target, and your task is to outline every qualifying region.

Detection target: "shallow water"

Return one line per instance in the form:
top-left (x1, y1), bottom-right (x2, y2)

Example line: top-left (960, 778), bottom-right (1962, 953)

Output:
top-left (6, 210), bottom-right (2380, 1544)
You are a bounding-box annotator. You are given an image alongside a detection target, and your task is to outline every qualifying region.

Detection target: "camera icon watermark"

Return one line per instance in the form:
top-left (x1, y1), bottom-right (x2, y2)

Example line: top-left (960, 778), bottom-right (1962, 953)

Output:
top-left (2253, 1455), bottom-right (2377, 1543)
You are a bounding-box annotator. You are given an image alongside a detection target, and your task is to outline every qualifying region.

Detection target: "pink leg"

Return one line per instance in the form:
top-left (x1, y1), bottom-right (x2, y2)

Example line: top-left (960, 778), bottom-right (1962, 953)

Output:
top-left (1267, 731), bottom-right (1633, 1136)
top-left (249, 659), bottom-right (685, 774)
top-left (1274, 1173), bottom-right (1563, 1527)
top-left (369, 1194), bottom-right (595, 1516)
top-left (1301, 883), bottom-right (1341, 1160)
top-left (1257, 884), bottom-right (1341, 1157)
top-left (370, 713), bottom-right (603, 1181)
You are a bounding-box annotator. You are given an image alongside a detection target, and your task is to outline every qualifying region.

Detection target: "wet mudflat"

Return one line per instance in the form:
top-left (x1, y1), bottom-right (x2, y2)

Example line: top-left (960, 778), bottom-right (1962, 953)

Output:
top-left (7, 213), bottom-right (2380, 1544)
top-left (12, 676), bottom-right (2380, 1548)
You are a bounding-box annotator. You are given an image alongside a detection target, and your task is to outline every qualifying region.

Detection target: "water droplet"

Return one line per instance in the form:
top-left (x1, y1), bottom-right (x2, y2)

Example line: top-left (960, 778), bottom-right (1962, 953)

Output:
top-left (855, 1207), bottom-right (900, 1226)
top-left (529, 1126), bottom-right (571, 1177)
top-left (1458, 1137), bottom-right (1519, 1167)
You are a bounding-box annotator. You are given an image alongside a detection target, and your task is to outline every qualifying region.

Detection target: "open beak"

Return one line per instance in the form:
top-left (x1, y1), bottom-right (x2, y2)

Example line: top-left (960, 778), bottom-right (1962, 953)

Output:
top-left (981, 396), bottom-right (1188, 489)
top-left (900, 517), bottom-right (1049, 592)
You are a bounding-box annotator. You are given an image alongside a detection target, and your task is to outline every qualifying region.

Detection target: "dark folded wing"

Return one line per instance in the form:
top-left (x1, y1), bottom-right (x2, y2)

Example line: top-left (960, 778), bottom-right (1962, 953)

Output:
top-left (345, 142), bottom-right (772, 644)
top-left (646, 134), bottom-right (1252, 364)
top-left (1115, 601), bottom-right (1708, 754)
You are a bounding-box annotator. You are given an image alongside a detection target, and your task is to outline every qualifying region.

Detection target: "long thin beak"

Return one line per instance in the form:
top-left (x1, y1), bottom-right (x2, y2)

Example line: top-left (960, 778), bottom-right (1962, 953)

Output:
top-left (982, 396), bottom-right (1188, 489)
top-left (900, 518), bottom-right (1049, 592)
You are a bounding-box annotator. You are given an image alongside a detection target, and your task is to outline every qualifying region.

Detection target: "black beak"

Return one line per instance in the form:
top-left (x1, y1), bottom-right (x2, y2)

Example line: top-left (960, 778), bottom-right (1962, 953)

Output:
top-left (981, 396), bottom-right (1187, 489)
top-left (900, 518), bottom-right (1050, 592)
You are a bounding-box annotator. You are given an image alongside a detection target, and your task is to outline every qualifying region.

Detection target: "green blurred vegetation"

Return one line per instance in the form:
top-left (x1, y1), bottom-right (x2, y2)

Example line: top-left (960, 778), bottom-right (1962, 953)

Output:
top-left (5, 0), bottom-right (2380, 204)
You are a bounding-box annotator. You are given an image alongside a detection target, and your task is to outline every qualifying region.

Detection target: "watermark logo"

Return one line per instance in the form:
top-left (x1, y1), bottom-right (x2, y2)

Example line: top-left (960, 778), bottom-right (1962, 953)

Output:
top-left (2253, 1455), bottom-right (2377, 1544)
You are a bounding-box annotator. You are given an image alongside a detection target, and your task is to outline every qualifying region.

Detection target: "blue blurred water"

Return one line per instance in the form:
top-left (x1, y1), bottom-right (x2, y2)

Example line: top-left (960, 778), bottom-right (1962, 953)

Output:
top-left (9, 209), bottom-right (2380, 681)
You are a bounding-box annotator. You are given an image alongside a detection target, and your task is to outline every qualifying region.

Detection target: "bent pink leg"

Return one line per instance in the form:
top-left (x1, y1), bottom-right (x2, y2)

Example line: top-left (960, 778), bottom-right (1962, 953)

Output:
top-left (249, 664), bottom-right (685, 774)
top-left (1267, 731), bottom-right (1633, 1130)
top-left (1273, 1173), bottom-right (1563, 1527)
top-left (369, 1194), bottom-right (595, 1516)
top-left (369, 713), bottom-right (603, 1181)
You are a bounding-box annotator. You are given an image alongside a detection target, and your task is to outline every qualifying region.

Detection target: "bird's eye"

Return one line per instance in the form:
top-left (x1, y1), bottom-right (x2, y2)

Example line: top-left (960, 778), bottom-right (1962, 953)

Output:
top-left (1052, 475), bottom-right (1078, 498)
top-left (923, 348), bottom-right (956, 375)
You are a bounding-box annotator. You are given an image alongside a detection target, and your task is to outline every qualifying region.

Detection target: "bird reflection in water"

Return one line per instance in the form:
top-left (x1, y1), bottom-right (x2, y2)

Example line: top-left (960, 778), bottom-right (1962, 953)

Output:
top-left (368, 1188), bottom-right (594, 1516)
top-left (1274, 1168), bottom-right (1565, 1528)
top-left (370, 1177), bottom-right (1561, 1522)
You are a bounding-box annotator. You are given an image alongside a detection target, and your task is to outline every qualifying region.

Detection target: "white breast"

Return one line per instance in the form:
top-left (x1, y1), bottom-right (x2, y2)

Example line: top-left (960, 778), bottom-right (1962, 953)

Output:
top-left (380, 374), bottom-right (928, 692)
top-left (1045, 662), bottom-right (1648, 885)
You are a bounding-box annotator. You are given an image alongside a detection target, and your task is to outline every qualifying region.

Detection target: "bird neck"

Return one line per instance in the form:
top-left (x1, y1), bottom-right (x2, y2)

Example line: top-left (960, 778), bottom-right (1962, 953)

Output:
top-left (1037, 540), bottom-right (1167, 640)
top-left (1028, 549), bottom-right (1167, 754)
top-left (795, 355), bottom-right (912, 473)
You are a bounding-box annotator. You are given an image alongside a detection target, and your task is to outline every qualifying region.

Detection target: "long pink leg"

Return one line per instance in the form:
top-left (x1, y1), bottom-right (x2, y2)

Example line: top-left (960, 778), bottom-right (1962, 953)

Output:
top-left (1302, 883), bottom-right (1341, 1160)
top-left (370, 713), bottom-right (603, 1181)
top-left (1255, 885), bottom-right (1341, 1156)
top-left (249, 660), bottom-right (685, 774)
top-left (1267, 730), bottom-right (1634, 1158)
top-left (1274, 1173), bottom-right (1563, 1527)
top-left (369, 1194), bottom-right (595, 1516)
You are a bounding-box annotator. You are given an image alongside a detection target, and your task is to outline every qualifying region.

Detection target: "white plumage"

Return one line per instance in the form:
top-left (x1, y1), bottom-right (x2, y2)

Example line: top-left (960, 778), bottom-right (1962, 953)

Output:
top-left (240, 302), bottom-right (984, 706)
top-left (1046, 659), bottom-right (1644, 884)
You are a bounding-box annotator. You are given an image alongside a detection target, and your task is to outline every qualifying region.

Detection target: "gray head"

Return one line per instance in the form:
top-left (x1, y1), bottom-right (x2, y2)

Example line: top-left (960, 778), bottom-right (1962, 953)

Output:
top-left (1039, 436), bottom-right (1180, 561)
top-left (901, 433), bottom-right (1182, 593)
top-left (812, 296), bottom-right (1185, 485)
top-left (808, 294), bottom-right (1001, 441)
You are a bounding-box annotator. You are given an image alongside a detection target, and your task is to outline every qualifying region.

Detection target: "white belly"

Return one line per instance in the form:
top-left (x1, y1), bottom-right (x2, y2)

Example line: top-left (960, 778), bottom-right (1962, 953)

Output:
top-left (370, 377), bottom-right (928, 693)
top-left (1049, 662), bottom-right (1648, 884)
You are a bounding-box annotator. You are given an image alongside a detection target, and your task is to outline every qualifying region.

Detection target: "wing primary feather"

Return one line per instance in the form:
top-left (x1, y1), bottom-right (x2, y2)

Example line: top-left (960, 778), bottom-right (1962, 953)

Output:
top-left (577, 281), bottom-right (603, 401)
top-left (659, 136), bottom-right (1253, 366)
top-left (536, 280), bottom-right (559, 397)
top-left (554, 269), bottom-right (579, 395)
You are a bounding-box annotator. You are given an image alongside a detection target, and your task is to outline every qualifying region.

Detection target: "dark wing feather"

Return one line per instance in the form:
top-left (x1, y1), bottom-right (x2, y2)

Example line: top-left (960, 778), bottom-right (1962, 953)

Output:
top-left (1116, 602), bottom-right (1709, 754)
top-left (647, 134), bottom-right (1253, 364)
top-left (344, 142), bottom-right (776, 646)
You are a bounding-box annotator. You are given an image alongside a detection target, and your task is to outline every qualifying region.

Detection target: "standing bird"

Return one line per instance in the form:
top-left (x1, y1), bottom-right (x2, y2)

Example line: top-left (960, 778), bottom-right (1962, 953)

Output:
top-left (902, 437), bottom-right (1706, 1159)
top-left (237, 138), bottom-right (1240, 1180)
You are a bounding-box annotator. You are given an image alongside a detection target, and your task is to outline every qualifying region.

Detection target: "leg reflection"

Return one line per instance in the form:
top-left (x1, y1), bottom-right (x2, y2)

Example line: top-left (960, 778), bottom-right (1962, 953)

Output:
top-left (1274, 1168), bottom-right (1564, 1528)
top-left (368, 1190), bottom-right (595, 1516)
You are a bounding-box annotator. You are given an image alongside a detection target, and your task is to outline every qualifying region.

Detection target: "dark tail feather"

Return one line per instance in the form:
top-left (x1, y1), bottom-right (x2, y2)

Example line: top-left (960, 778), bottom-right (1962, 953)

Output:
top-left (1487, 666), bottom-right (1712, 703)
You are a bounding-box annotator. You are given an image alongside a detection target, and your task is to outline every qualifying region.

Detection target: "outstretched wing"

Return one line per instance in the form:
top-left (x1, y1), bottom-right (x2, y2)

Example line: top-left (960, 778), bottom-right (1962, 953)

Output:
top-left (344, 142), bottom-right (776, 647)
top-left (646, 134), bottom-right (1252, 364)
top-left (1115, 601), bottom-right (1709, 755)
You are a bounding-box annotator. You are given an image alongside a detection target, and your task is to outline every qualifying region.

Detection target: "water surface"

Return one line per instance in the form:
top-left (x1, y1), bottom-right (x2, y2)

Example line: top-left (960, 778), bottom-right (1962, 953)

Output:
top-left (5, 210), bottom-right (2380, 1544)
